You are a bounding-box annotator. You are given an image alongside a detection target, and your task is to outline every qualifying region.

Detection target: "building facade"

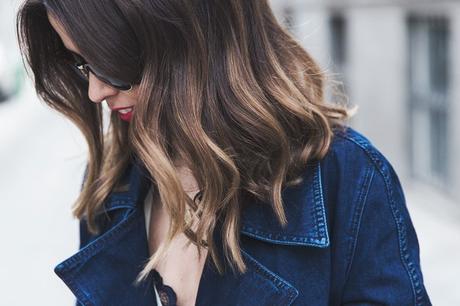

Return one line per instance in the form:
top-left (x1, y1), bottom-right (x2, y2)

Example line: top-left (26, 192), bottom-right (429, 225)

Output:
top-left (270, 0), bottom-right (460, 203)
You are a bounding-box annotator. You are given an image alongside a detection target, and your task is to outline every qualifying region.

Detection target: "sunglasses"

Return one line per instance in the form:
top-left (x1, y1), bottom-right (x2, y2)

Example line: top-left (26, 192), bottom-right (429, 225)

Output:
top-left (68, 51), bottom-right (135, 91)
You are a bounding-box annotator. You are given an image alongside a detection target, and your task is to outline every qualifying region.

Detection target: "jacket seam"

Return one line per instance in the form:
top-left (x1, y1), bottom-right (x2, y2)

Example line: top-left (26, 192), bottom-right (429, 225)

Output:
top-left (338, 132), bottom-right (424, 306)
top-left (313, 162), bottom-right (330, 247)
top-left (342, 166), bottom-right (375, 285)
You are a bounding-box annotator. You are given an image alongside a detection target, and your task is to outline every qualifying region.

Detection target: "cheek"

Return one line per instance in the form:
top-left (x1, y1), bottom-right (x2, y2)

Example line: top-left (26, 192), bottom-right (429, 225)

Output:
top-left (126, 88), bottom-right (141, 106)
top-left (120, 92), bottom-right (139, 106)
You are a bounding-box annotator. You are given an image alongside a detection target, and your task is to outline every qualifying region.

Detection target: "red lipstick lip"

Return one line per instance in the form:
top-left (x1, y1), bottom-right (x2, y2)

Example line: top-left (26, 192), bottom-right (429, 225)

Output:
top-left (118, 109), bottom-right (134, 122)
top-left (110, 105), bottom-right (135, 111)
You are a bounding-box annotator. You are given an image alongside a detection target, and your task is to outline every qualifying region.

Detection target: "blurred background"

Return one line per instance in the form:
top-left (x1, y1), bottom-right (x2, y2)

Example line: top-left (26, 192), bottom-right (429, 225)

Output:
top-left (0, 0), bottom-right (458, 305)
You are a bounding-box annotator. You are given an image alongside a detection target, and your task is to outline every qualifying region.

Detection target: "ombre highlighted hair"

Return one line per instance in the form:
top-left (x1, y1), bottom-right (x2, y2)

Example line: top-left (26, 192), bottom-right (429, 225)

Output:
top-left (17, 0), bottom-right (353, 282)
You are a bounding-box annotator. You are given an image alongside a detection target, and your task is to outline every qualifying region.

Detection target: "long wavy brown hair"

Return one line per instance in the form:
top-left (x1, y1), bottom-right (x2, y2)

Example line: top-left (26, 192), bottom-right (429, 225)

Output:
top-left (17, 0), bottom-right (353, 282)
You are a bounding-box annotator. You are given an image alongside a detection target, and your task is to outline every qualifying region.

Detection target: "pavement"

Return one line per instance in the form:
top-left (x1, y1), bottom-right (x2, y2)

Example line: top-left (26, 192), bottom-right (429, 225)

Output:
top-left (0, 83), bottom-right (85, 306)
top-left (0, 84), bottom-right (459, 305)
top-left (404, 181), bottom-right (460, 305)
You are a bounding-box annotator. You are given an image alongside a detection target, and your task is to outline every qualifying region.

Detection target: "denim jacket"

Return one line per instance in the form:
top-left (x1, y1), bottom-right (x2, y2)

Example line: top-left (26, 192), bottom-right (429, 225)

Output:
top-left (54, 127), bottom-right (432, 305)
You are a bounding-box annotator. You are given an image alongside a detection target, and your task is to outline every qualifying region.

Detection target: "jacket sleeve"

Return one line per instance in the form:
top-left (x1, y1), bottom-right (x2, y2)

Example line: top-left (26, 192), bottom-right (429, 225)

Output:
top-left (341, 161), bottom-right (432, 305)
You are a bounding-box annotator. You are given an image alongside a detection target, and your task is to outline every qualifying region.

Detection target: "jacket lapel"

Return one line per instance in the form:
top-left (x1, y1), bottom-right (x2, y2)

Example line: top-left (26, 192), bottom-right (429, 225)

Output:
top-left (194, 161), bottom-right (328, 306)
top-left (54, 160), bottom-right (328, 306)
top-left (241, 161), bottom-right (329, 248)
top-left (55, 209), bottom-right (156, 306)
top-left (54, 159), bottom-right (155, 306)
top-left (195, 248), bottom-right (299, 306)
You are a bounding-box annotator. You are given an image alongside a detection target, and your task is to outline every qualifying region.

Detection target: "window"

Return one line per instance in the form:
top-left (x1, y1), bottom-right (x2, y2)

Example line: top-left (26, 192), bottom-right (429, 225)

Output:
top-left (330, 14), bottom-right (347, 69)
top-left (407, 16), bottom-right (450, 186)
top-left (328, 13), bottom-right (349, 105)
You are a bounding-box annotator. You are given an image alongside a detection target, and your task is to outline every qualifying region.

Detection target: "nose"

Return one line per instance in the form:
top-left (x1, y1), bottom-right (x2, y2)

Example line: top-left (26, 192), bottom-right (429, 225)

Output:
top-left (87, 73), bottom-right (118, 103)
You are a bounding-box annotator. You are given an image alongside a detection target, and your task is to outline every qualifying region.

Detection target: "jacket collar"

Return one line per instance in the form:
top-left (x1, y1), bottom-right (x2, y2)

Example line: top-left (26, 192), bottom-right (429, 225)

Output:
top-left (240, 161), bottom-right (329, 248)
top-left (105, 158), bottom-right (330, 248)
top-left (104, 158), bottom-right (329, 249)
top-left (54, 158), bottom-right (328, 306)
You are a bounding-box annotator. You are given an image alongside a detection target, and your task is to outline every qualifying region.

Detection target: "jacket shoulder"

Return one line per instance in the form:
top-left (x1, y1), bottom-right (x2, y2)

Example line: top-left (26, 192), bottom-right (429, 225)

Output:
top-left (325, 126), bottom-right (394, 176)
top-left (324, 129), bottom-right (431, 304)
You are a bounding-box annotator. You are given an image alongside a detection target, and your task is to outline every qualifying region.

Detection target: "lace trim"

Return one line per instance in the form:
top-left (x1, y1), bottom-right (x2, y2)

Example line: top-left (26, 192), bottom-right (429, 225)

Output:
top-left (151, 269), bottom-right (178, 306)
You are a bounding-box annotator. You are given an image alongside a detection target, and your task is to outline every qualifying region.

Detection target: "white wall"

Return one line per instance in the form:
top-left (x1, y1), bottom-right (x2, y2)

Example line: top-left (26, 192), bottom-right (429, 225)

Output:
top-left (347, 7), bottom-right (408, 177)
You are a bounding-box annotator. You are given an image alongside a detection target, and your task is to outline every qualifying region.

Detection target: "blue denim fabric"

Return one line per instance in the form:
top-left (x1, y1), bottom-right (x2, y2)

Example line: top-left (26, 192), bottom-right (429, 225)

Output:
top-left (54, 127), bottom-right (432, 305)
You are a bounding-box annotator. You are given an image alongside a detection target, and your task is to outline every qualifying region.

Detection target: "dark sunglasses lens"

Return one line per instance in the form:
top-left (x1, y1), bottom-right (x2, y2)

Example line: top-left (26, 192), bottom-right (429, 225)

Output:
top-left (69, 53), bottom-right (132, 91)
top-left (85, 65), bottom-right (132, 91)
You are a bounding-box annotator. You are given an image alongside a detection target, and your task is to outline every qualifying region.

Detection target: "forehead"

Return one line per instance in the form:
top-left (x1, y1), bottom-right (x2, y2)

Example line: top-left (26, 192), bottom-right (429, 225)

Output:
top-left (47, 12), bottom-right (81, 54)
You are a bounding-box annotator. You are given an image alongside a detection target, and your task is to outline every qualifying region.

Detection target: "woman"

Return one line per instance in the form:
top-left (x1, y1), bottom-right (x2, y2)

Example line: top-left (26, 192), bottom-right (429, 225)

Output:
top-left (16, 0), bottom-right (431, 305)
